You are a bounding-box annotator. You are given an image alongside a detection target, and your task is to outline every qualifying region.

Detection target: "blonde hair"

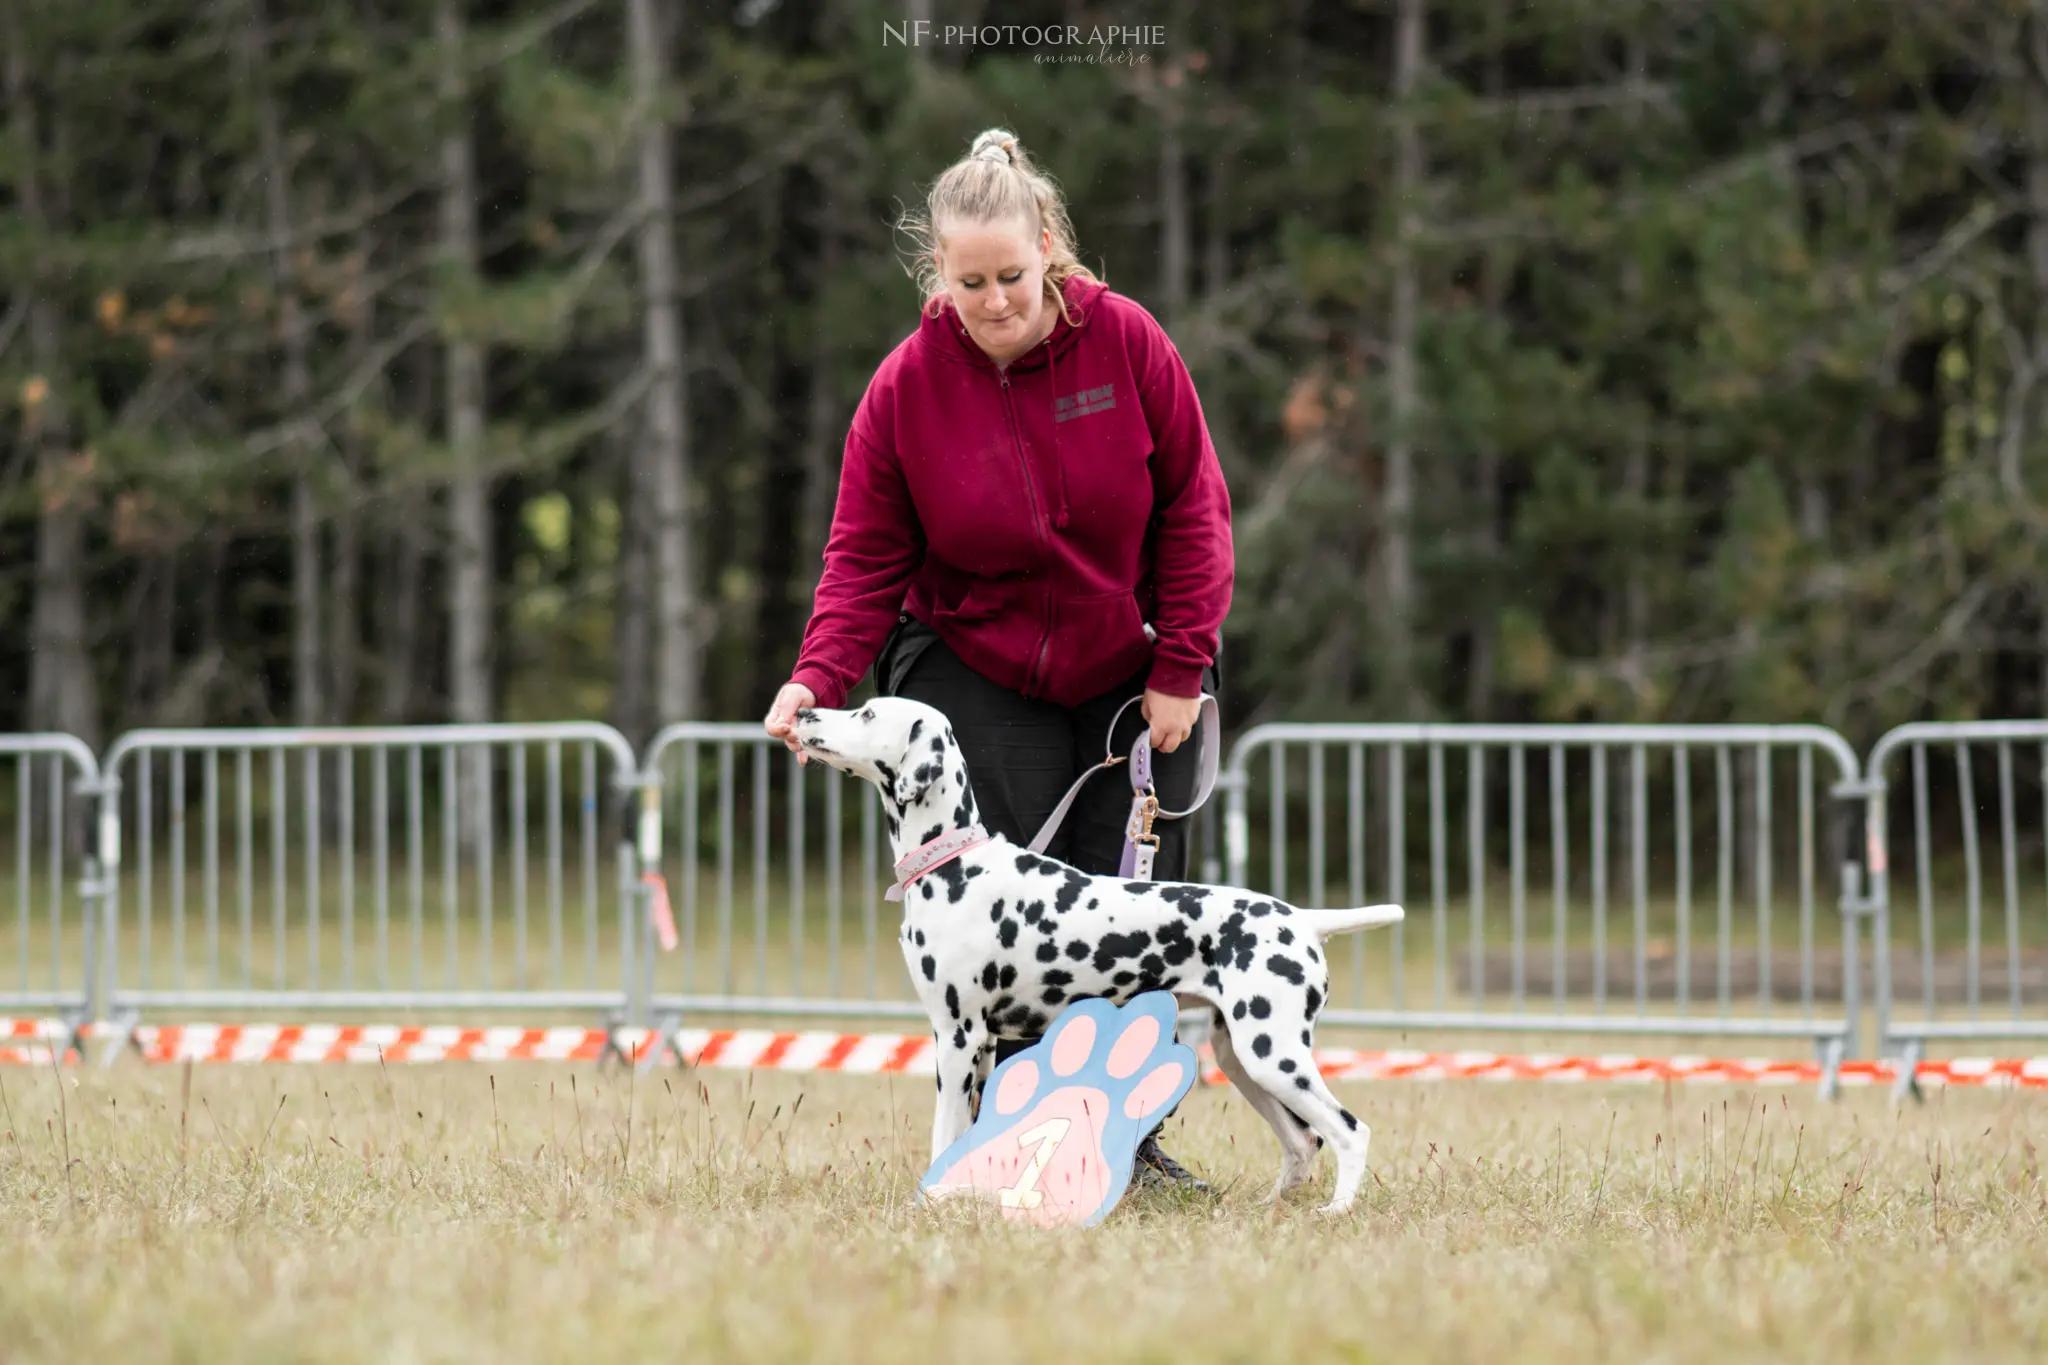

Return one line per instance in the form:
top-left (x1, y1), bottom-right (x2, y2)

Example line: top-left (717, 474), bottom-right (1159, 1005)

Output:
top-left (900, 128), bottom-right (1099, 324)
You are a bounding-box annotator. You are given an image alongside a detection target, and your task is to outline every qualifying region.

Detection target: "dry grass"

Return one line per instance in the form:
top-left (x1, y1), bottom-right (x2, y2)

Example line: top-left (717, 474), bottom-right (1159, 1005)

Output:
top-left (0, 1061), bottom-right (2042, 1364)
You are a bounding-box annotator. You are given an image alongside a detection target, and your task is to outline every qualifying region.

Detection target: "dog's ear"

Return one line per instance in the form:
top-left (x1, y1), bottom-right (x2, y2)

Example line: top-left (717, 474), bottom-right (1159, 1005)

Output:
top-left (890, 759), bottom-right (938, 810)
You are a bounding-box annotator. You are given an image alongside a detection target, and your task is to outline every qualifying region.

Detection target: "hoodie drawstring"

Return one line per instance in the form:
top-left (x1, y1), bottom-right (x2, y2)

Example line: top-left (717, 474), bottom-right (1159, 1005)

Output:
top-left (1049, 339), bottom-right (1070, 530)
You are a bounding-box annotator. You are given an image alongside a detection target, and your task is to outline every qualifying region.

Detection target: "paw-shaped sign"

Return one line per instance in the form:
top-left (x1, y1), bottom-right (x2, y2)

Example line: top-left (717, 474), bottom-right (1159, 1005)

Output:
top-left (920, 992), bottom-right (1197, 1228)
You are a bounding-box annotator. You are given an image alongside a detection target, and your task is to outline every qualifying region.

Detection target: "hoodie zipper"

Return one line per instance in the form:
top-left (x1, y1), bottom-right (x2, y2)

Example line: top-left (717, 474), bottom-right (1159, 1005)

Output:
top-left (997, 369), bottom-right (1055, 697)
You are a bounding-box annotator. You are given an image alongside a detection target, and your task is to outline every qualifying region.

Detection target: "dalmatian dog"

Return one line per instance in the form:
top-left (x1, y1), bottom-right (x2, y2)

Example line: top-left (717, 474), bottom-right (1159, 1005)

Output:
top-left (789, 696), bottom-right (1404, 1215)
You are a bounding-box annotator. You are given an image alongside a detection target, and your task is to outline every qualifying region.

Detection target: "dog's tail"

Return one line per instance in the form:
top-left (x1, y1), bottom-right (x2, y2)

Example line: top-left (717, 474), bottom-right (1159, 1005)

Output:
top-left (1297, 904), bottom-right (1404, 938)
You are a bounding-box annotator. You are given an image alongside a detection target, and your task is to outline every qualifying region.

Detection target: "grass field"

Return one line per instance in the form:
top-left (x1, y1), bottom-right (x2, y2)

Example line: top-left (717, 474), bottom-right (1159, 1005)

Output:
top-left (1, 1061), bottom-right (2042, 1364)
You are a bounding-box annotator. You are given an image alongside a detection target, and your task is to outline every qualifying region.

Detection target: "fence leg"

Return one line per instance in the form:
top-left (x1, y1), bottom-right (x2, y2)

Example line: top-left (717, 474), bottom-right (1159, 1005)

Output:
top-left (1890, 1038), bottom-right (1925, 1107)
top-left (1816, 1034), bottom-right (1845, 1102)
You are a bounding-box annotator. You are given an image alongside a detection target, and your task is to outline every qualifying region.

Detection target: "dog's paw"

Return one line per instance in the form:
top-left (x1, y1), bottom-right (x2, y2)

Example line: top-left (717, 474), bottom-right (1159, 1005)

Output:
top-left (920, 992), bottom-right (1196, 1228)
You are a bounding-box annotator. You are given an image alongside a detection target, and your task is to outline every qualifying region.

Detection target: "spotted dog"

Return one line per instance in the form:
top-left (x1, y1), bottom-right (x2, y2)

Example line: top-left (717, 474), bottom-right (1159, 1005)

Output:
top-left (790, 696), bottom-right (1404, 1215)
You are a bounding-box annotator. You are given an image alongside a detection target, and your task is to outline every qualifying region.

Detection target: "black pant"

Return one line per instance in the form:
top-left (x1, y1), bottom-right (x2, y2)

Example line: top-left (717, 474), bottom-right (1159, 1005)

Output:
top-left (879, 618), bottom-right (1220, 1068)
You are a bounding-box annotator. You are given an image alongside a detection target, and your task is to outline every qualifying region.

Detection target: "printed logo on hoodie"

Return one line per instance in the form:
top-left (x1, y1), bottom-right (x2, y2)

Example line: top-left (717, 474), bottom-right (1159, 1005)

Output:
top-left (1053, 382), bottom-right (1117, 423)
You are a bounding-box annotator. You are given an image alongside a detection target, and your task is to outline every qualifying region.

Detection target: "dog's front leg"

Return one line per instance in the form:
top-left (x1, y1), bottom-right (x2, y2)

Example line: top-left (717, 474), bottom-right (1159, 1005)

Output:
top-left (930, 1038), bottom-right (982, 1158)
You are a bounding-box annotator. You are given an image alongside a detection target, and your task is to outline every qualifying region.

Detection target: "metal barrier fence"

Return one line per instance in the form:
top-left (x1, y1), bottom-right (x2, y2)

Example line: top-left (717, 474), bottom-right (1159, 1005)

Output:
top-left (1223, 724), bottom-right (1870, 1080)
top-left (14, 714), bottom-right (2048, 1085)
top-left (95, 724), bottom-right (646, 1048)
top-left (0, 735), bottom-right (106, 1036)
top-left (1863, 722), bottom-right (2048, 1081)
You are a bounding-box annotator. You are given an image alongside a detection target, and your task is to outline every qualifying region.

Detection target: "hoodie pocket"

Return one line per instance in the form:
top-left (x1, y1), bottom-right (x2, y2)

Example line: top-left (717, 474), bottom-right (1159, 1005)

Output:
top-left (1048, 591), bottom-right (1152, 704)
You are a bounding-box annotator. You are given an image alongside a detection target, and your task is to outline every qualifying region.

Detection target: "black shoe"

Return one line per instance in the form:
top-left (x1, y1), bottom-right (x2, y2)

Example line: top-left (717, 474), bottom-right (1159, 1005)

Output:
top-left (1133, 1134), bottom-right (1210, 1193)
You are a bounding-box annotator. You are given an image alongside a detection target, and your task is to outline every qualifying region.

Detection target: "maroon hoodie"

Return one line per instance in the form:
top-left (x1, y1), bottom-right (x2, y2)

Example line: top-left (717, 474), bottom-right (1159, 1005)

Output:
top-left (788, 276), bottom-right (1233, 710)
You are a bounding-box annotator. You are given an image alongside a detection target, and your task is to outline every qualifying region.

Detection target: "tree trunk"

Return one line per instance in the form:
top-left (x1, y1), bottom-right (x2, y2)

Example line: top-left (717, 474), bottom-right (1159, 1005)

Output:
top-left (378, 509), bottom-right (425, 724)
top-left (1466, 0), bottom-right (1507, 724)
top-left (438, 0), bottom-right (491, 738)
top-left (796, 169), bottom-right (841, 604)
top-left (609, 428), bottom-right (653, 747)
top-left (6, 15), bottom-right (100, 752)
top-left (1158, 0), bottom-right (1191, 330)
top-left (245, 0), bottom-right (323, 727)
top-left (627, 0), bottom-right (702, 724)
top-left (1620, 33), bottom-right (1650, 708)
top-left (1379, 0), bottom-right (1424, 714)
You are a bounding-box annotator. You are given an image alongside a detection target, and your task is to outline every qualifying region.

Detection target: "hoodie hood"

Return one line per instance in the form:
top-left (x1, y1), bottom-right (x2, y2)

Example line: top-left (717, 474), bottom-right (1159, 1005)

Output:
top-left (917, 273), bottom-right (1105, 372)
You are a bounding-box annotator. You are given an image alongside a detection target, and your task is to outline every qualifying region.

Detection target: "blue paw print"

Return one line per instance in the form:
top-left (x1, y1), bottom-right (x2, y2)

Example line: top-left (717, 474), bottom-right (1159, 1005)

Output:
top-left (920, 992), bottom-right (1199, 1227)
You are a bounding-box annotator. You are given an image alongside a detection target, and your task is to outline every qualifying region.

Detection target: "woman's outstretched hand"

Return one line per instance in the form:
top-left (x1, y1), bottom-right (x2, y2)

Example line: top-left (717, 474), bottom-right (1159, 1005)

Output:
top-left (764, 682), bottom-right (817, 761)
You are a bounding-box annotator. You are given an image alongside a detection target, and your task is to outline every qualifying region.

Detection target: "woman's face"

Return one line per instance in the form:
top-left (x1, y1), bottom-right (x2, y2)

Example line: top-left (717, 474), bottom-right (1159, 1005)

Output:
top-left (935, 215), bottom-right (1053, 365)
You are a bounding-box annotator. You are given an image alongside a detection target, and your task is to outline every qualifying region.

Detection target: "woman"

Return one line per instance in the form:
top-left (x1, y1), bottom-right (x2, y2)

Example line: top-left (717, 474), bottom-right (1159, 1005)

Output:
top-left (764, 128), bottom-right (1233, 1189)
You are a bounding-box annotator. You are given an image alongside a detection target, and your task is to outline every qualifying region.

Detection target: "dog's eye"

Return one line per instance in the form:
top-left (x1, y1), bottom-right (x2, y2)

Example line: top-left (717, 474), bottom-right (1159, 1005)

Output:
top-left (858, 708), bottom-right (875, 722)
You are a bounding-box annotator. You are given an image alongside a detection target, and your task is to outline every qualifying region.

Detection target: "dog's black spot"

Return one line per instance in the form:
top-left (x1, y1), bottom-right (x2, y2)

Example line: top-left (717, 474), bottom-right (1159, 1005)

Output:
top-left (1140, 953), bottom-right (1165, 977)
top-left (1053, 871), bottom-right (1090, 914)
top-left (920, 881), bottom-right (935, 901)
top-left (1093, 930), bottom-right (1153, 974)
top-left (1204, 969), bottom-right (1222, 991)
top-left (1267, 954), bottom-right (1306, 986)
top-left (918, 824), bottom-right (944, 845)
top-left (1013, 852), bottom-right (1049, 875)
top-left (884, 810), bottom-right (901, 839)
top-left (931, 859), bottom-right (974, 904)
top-left (1043, 969), bottom-right (1073, 988)
top-left (1305, 986), bottom-right (1322, 1018)
top-left (1021, 901), bottom-right (1046, 929)
top-left (998, 919), bottom-right (1019, 950)
top-left (1301, 1030), bottom-right (1312, 1047)
top-left (944, 984), bottom-right (959, 1018)
top-left (1307, 947), bottom-right (1320, 964)
top-left (1277, 927), bottom-right (1294, 945)
top-left (1279, 1058), bottom-right (1296, 1073)
top-left (1158, 885), bottom-right (1210, 921)
top-left (1036, 941), bottom-right (1059, 963)
top-left (1231, 1001), bottom-right (1247, 1021)
top-left (875, 760), bottom-right (898, 796)
top-left (1041, 987), bottom-right (1066, 1005)
top-left (1341, 1109), bottom-right (1359, 1131)
top-left (1087, 898), bottom-right (1099, 910)
top-left (913, 929), bottom-right (925, 946)
top-left (951, 786), bottom-right (977, 828)
top-left (998, 963), bottom-right (1017, 989)
top-left (920, 955), bottom-right (936, 981)
top-left (1155, 921), bottom-right (1196, 966)
top-left (1294, 1076), bottom-right (1312, 1091)
top-left (1066, 940), bottom-right (1089, 962)
top-left (981, 963), bottom-right (999, 992)
top-left (1252, 1034), bottom-right (1272, 1058)
top-left (1113, 971), bottom-right (1136, 986)
top-left (1249, 996), bottom-right (1271, 1020)
top-left (908, 719), bottom-right (924, 745)
top-left (1248, 901), bottom-right (1274, 918)
top-left (1123, 882), bottom-right (1152, 896)
top-left (1212, 914), bottom-right (1257, 972)
top-left (951, 1028), bottom-right (967, 1050)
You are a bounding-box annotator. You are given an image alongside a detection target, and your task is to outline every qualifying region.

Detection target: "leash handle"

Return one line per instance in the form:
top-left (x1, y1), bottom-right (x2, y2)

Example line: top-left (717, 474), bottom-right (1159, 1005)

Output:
top-left (1025, 690), bottom-right (1220, 856)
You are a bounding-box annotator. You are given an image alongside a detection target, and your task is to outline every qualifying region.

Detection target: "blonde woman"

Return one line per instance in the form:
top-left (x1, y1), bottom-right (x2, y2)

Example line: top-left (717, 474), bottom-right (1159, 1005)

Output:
top-left (766, 128), bottom-right (1233, 1189)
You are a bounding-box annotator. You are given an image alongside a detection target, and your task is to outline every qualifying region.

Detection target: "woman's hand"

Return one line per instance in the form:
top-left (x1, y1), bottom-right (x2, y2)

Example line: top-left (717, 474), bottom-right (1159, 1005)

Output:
top-left (1140, 689), bottom-right (1201, 754)
top-left (763, 682), bottom-right (817, 760)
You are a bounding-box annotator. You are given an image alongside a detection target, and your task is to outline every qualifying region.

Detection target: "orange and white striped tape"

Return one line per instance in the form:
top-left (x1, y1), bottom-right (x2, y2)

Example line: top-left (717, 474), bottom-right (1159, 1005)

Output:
top-left (2, 1019), bottom-right (2044, 1089)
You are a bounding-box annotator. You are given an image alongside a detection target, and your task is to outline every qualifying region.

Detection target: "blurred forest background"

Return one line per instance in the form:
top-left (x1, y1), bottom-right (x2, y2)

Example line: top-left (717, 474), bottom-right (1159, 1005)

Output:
top-left (5, 0), bottom-right (2047, 753)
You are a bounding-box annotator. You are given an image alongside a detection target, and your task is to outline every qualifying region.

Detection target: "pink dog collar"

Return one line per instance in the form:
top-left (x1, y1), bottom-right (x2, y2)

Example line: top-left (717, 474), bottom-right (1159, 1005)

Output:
top-left (886, 824), bottom-right (992, 903)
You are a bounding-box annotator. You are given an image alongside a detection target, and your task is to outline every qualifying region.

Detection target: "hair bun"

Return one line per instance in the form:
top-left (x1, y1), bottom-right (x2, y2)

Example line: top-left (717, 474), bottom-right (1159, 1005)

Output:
top-left (969, 128), bottom-right (1018, 166)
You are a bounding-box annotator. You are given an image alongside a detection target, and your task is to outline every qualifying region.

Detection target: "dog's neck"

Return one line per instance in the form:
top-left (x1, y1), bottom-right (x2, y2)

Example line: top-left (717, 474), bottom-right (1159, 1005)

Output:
top-left (884, 780), bottom-right (988, 867)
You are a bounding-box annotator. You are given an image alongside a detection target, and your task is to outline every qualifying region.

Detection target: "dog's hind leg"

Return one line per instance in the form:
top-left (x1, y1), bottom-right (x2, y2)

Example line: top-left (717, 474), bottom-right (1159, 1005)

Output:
top-left (1209, 1013), bottom-right (1319, 1202)
top-left (1221, 1022), bottom-right (1370, 1216)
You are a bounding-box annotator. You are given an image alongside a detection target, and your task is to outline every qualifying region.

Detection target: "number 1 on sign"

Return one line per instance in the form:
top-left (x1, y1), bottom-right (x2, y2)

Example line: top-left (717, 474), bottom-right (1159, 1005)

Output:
top-left (997, 1118), bottom-right (1072, 1210)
